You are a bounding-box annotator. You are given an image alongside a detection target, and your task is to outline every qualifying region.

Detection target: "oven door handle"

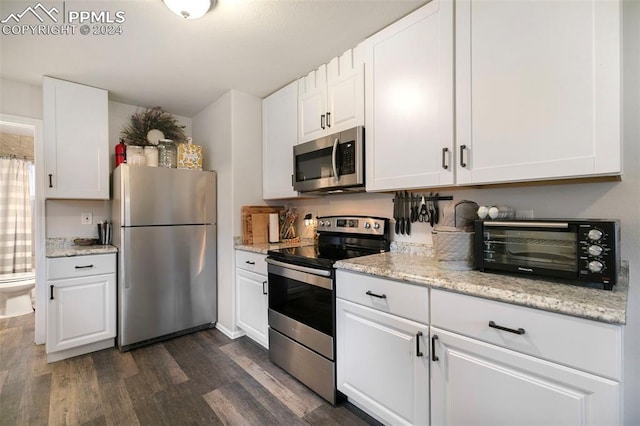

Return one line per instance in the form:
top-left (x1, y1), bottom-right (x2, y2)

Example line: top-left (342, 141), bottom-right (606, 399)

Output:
top-left (266, 258), bottom-right (332, 278)
top-left (332, 138), bottom-right (340, 181)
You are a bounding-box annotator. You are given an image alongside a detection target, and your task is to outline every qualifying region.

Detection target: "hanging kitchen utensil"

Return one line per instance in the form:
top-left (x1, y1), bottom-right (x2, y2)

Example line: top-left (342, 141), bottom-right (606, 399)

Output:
top-left (405, 191), bottom-right (411, 235)
top-left (419, 196), bottom-right (428, 222)
top-left (399, 192), bottom-right (405, 235)
top-left (429, 192), bottom-right (436, 226)
top-left (394, 192), bottom-right (400, 235)
top-left (433, 192), bottom-right (440, 224)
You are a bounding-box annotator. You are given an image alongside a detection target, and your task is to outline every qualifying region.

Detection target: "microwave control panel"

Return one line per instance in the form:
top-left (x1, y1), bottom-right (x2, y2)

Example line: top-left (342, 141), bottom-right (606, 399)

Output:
top-left (340, 142), bottom-right (356, 175)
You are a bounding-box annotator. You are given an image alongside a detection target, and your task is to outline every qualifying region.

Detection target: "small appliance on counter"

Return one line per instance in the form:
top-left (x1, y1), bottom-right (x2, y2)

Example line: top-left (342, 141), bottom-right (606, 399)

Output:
top-left (432, 200), bottom-right (479, 270)
top-left (474, 219), bottom-right (620, 290)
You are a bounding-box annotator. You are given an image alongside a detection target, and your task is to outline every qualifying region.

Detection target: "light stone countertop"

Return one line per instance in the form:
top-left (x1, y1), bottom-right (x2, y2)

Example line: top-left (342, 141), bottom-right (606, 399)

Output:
top-left (234, 238), bottom-right (316, 254)
top-left (46, 238), bottom-right (118, 258)
top-left (335, 252), bottom-right (629, 325)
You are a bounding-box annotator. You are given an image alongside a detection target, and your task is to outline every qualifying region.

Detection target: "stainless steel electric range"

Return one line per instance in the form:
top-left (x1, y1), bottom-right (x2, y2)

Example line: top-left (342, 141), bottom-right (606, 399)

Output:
top-left (266, 215), bottom-right (390, 404)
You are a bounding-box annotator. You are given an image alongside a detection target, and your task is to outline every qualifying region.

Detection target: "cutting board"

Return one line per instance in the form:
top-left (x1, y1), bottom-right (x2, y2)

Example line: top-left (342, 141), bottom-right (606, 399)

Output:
top-left (241, 206), bottom-right (283, 244)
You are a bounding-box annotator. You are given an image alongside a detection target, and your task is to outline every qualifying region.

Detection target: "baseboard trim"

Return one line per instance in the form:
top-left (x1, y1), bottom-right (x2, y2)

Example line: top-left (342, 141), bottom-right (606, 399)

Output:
top-left (215, 323), bottom-right (246, 340)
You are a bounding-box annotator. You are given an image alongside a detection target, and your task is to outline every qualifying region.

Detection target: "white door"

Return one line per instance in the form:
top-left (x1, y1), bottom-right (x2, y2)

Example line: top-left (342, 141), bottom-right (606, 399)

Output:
top-left (326, 60), bottom-right (364, 134)
top-left (236, 269), bottom-right (268, 349)
top-left (43, 77), bottom-right (109, 199)
top-left (47, 274), bottom-right (116, 353)
top-left (337, 298), bottom-right (429, 425)
top-left (455, 0), bottom-right (621, 185)
top-left (262, 81), bottom-right (299, 199)
top-left (364, 0), bottom-right (455, 191)
top-left (430, 328), bottom-right (620, 426)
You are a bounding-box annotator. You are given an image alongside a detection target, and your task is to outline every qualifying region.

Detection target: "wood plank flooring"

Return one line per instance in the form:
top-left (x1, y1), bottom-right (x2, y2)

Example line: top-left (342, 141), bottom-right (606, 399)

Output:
top-left (0, 313), bottom-right (379, 425)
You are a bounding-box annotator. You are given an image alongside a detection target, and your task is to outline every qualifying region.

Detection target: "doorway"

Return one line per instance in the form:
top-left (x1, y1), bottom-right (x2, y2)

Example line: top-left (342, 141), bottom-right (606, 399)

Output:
top-left (0, 114), bottom-right (45, 344)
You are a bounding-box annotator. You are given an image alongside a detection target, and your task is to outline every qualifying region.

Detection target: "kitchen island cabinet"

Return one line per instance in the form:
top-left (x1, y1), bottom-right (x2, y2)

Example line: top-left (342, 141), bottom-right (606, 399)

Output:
top-left (235, 250), bottom-right (269, 348)
top-left (454, 0), bottom-right (621, 185)
top-left (43, 77), bottom-right (109, 199)
top-left (262, 81), bottom-right (299, 200)
top-left (46, 253), bottom-right (116, 362)
top-left (362, 0), bottom-right (455, 192)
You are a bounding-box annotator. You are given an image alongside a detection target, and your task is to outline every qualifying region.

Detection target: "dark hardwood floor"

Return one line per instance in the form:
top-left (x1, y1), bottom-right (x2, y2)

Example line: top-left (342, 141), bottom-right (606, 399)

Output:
top-left (0, 313), bottom-right (378, 425)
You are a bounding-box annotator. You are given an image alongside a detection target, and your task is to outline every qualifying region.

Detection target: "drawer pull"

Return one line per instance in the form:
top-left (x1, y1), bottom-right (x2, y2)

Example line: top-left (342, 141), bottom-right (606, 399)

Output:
top-left (263, 280), bottom-right (268, 295)
top-left (75, 264), bottom-right (94, 269)
top-left (416, 331), bottom-right (424, 357)
top-left (489, 320), bottom-right (525, 335)
top-left (365, 290), bottom-right (387, 299)
top-left (431, 335), bottom-right (439, 362)
top-left (245, 261), bottom-right (255, 265)
top-left (50, 285), bottom-right (54, 300)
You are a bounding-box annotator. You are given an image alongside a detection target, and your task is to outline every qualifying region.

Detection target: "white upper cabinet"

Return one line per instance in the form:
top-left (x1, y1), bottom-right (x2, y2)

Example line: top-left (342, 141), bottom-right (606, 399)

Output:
top-left (455, 0), bottom-right (622, 185)
top-left (43, 77), bottom-right (109, 199)
top-left (363, 0), bottom-right (455, 192)
top-left (262, 81), bottom-right (299, 199)
top-left (298, 48), bottom-right (364, 143)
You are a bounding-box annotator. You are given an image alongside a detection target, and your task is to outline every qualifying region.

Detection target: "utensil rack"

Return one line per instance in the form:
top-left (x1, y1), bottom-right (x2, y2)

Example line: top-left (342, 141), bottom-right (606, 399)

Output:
top-left (392, 192), bottom-right (454, 234)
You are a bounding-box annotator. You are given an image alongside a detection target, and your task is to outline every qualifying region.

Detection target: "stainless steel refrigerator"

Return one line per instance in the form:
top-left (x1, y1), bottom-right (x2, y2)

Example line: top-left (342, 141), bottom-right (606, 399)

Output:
top-left (112, 164), bottom-right (217, 350)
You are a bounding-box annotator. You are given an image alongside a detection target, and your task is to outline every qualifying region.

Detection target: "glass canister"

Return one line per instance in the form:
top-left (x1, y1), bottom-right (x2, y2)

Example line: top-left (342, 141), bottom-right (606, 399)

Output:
top-left (127, 146), bottom-right (146, 166)
top-left (158, 139), bottom-right (177, 168)
top-left (144, 146), bottom-right (158, 167)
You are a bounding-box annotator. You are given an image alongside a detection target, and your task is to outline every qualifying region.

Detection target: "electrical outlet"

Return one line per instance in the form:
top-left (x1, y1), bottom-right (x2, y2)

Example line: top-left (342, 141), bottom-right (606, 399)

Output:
top-left (516, 210), bottom-right (534, 219)
top-left (81, 212), bottom-right (93, 225)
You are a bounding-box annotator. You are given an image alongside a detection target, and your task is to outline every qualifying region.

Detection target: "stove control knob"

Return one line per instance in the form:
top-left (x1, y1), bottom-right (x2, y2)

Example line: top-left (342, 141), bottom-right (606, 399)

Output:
top-left (588, 260), bottom-right (604, 273)
top-left (373, 222), bottom-right (381, 230)
top-left (587, 229), bottom-right (603, 241)
top-left (319, 220), bottom-right (325, 227)
top-left (324, 220), bottom-right (331, 227)
top-left (588, 245), bottom-right (604, 257)
top-left (364, 222), bottom-right (371, 229)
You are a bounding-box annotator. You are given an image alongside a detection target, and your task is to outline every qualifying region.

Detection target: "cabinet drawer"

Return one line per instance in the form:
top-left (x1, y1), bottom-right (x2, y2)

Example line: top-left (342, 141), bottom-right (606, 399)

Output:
top-left (48, 254), bottom-right (116, 280)
top-left (336, 270), bottom-right (429, 323)
top-left (235, 250), bottom-right (267, 276)
top-left (431, 289), bottom-right (622, 380)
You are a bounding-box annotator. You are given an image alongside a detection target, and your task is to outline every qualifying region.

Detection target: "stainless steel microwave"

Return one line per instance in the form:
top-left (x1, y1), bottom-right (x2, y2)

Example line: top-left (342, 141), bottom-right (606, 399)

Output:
top-left (293, 126), bottom-right (364, 194)
top-left (474, 219), bottom-right (620, 290)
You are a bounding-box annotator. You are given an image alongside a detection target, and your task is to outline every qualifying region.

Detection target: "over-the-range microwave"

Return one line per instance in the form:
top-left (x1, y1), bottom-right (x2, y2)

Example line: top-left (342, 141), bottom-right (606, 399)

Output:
top-left (474, 219), bottom-right (620, 290)
top-left (293, 126), bottom-right (364, 194)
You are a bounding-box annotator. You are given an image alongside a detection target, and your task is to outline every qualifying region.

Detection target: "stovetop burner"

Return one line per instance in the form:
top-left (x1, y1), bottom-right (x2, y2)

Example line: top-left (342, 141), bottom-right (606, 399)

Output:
top-left (267, 215), bottom-right (390, 269)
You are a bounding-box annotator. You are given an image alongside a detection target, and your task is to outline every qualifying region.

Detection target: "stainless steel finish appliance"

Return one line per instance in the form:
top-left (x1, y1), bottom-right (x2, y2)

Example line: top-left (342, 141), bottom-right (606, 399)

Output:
top-left (112, 165), bottom-right (217, 350)
top-left (293, 126), bottom-right (365, 194)
top-left (267, 216), bottom-right (389, 404)
top-left (474, 219), bottom-right (620, 290)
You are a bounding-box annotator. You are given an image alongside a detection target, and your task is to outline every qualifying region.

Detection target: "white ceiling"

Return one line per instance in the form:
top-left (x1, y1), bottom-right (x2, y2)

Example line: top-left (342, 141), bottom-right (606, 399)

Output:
top-left (0, 0), bottom-right (427, 117)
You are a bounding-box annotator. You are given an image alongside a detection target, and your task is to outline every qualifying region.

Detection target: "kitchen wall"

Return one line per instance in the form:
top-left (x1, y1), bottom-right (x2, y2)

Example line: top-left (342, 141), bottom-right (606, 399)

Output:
top-left (0, 78), bottom-right (42, 119)
top-left (192, 89), bottom-right (263, 338)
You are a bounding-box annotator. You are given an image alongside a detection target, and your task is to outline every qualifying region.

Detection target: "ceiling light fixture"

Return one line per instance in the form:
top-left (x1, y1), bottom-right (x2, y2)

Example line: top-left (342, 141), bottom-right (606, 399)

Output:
top-left (163, 0), bottom-right (212, 19)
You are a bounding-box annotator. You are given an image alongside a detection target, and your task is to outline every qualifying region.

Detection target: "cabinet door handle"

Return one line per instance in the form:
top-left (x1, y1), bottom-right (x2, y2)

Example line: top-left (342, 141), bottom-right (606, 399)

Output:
top-left (416, 331), bottom-right (424, 357)
top-left (262, 281), bottom-right (268, 295)
top-left (431, 335), bottom-right (439, 362)
top-left (442, 147), bottom-right (449, 170)
top-left (459, 145), bottom-right (468, 168)
top-left (489, 320), bottom-right (525, 335)
top-left (245, 261), bottom-right (255, 265)
top-left (321, 114), bottom-right (326, 129)
top-left (326, 112), bottom-right (331, 128)
top-left (50, 285), bottom-right (54, 300)
top-left (48, 174), bottom-right (53, 188)
top-left (365, 290), bottom-right (386, 299)
top-left (75, 264), bottom-right (94, 269)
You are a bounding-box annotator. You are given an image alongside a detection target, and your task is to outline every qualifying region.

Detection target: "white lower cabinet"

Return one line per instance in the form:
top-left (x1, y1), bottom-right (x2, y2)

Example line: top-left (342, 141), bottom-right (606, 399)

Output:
top-left (46, 254), bottom-right (116, 362)
top-left (235, 250), bottom-right (268, 349)
top-left (430, 289), bottom-right (622, 426)
top-left (336, 270), bottom-right (429, 425)
top-left (430, 327), bottom-right (620, 426)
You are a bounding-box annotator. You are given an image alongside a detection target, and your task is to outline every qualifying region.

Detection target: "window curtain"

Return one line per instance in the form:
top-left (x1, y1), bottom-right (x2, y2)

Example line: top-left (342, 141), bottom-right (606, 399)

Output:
top-left (0, 158), bottom-right (33, 274)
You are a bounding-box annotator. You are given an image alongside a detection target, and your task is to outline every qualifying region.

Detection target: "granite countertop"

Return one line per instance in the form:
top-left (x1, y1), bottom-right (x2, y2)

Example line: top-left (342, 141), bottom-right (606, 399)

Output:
top-left (46, 238), bottom-right (118, 258)
top-left (234, 238), bottom-right (316, 254)
top-left (335, 252), bottom-right (629, 325)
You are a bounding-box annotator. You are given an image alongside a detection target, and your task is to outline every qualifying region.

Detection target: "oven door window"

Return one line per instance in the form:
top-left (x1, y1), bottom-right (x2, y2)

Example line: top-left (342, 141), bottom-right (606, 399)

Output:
top-left (483, 228), bottom-right (577, 272)
top-left (295, 147), bottom-right (334, 182)
top-left (268, 271), bottom-right (333, 337)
